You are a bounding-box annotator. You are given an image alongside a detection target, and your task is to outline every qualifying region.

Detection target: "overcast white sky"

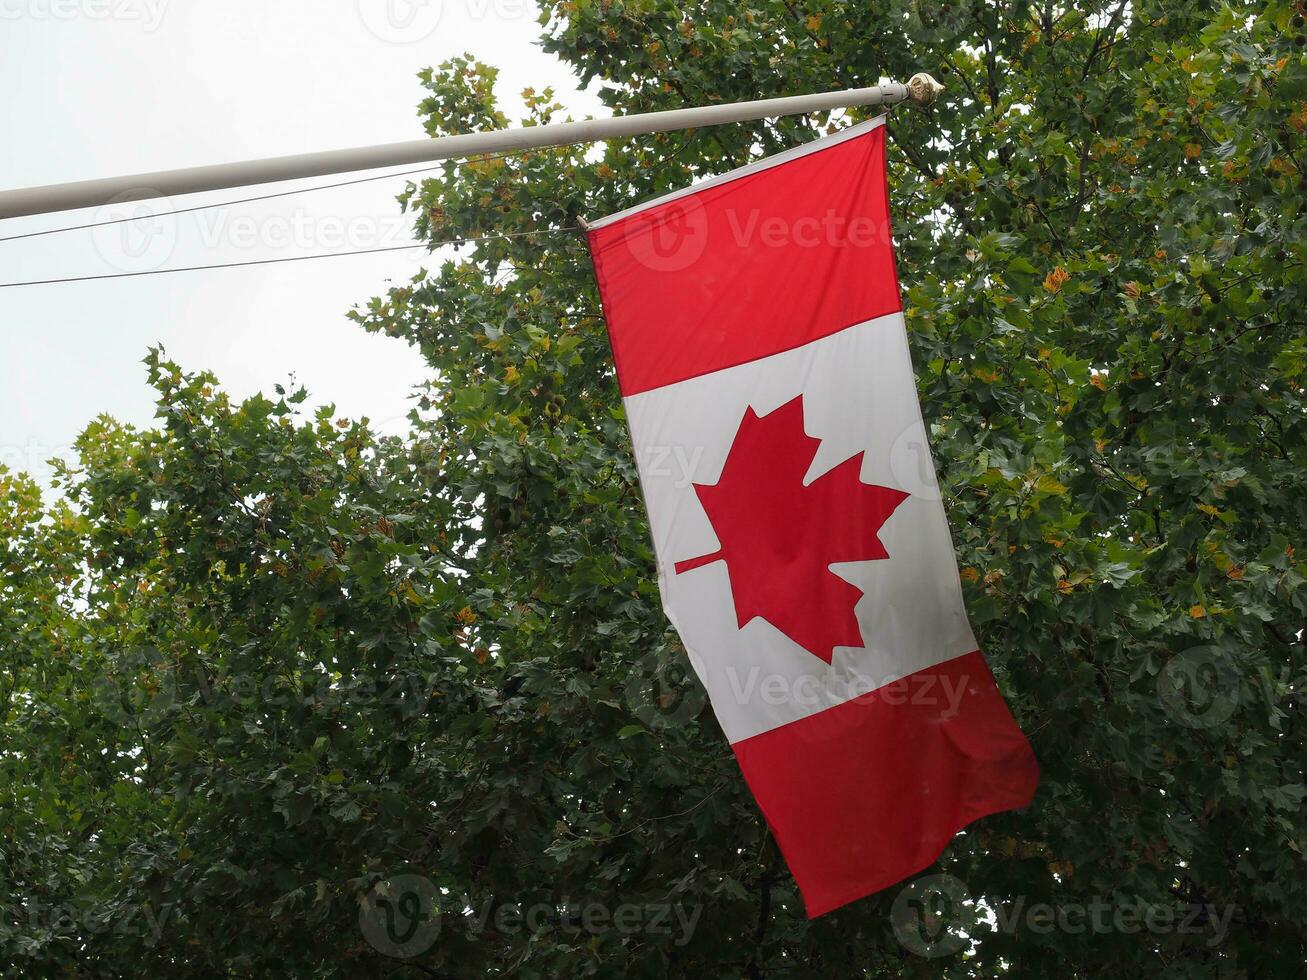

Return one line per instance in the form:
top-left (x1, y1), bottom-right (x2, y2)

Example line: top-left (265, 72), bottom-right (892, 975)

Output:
top-left (0, 0), bottom-right (600, 488)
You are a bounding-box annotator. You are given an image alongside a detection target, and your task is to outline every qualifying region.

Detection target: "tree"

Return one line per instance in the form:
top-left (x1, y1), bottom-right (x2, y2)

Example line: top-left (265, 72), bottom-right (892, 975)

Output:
top-left (2, 1), bottom-right (1304, 976)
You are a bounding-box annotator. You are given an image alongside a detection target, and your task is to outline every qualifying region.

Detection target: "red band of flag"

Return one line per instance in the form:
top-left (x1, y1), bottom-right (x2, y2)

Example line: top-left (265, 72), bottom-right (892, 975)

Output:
top-left (732, 651), bottom-right (1038, 917)
top-left (588, 123), bottom-right (901, 396)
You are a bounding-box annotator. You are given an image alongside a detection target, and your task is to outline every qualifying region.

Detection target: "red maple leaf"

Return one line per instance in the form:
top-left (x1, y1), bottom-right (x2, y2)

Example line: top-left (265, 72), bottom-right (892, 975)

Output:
top-left (674, 396), bottom-right (909, 663)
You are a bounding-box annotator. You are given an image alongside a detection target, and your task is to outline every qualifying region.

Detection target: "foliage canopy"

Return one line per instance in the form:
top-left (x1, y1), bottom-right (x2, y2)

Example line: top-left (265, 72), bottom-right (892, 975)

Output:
top-left (3, 1), bottom-right (1305, 976)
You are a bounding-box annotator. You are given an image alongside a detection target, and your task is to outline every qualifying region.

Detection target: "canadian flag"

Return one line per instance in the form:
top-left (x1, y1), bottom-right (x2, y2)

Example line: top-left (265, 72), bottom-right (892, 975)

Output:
top-left (585, 116), bottom-right (1038, 917)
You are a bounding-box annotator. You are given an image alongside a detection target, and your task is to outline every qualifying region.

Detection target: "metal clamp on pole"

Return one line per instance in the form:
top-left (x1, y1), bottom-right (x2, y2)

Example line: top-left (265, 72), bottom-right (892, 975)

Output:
top-left (0, 75), bottom-right (942, 221)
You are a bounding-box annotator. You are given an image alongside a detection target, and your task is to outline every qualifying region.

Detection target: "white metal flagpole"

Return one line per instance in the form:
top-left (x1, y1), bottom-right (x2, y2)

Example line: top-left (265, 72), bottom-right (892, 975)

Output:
top-left (0, 76), bottom-right (942, 221)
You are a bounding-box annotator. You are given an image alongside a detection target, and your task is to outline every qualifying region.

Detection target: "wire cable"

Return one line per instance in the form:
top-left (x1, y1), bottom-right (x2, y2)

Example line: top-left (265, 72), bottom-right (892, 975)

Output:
top-left (0, 228), bottom-right (578, 289)
top-left (0, 166), bottom-right (442, 244)
top-left (0, 115), bottom-right (830, 246)
top-left (0, 145), bottom-right (578, 244)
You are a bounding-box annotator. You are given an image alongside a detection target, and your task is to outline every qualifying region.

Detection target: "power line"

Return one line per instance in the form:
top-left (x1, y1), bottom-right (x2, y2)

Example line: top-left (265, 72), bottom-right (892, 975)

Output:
top-left (0, 228), bottom-right (577, 289)
top-left (0, 148), bottom-right (552, 244)
top-left (0, 166), bottom-right (440, 243)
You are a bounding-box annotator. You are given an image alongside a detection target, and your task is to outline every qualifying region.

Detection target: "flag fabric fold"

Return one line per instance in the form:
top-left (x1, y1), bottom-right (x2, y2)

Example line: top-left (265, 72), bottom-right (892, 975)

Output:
top-left (585, 116), bottom-right (1038, 918)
